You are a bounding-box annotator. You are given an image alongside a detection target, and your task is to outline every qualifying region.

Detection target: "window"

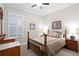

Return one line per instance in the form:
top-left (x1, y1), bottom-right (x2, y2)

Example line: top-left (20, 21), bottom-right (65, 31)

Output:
top-left (8, 12), bottom-right (24, 38)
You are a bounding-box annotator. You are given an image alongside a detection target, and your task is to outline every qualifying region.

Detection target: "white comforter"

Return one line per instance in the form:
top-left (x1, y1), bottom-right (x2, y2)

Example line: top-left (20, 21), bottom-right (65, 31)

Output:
top-left (30, 37), bottom-right (65, 55)
top-left (47, 38), bottom-right (65, 55)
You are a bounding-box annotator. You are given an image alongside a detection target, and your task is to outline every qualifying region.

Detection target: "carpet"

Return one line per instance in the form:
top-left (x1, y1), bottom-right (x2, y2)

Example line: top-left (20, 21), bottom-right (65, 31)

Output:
top-left (20, 45), bottom-right (79, 56)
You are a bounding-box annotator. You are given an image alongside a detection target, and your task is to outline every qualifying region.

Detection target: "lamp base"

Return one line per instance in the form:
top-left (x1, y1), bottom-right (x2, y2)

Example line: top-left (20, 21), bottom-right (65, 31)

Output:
top-left (70, 36), bottom-right (75, 40)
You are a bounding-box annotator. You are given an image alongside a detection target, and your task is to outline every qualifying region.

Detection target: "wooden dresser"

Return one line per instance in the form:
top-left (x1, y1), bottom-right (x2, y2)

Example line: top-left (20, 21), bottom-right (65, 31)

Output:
top-left (0, 42), bottom-right (20, 56)
top-left (0, 46), bottom-right (20, 56)
top-left (65, 39), bottom-right (78, 53)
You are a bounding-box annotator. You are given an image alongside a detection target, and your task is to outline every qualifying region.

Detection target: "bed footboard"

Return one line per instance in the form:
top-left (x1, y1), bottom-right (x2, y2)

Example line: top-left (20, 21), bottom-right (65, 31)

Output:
top-left (27, 32), bottom-right (30, 49)
top-left (27, 32), bottom-right (47, 56)
top-left (29, 41), bottom-right (45, 55)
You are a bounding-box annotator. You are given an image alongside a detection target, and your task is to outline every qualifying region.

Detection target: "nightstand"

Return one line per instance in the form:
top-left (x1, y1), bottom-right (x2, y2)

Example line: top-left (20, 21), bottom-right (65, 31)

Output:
top-left (65, 39), bottom-right (78, 53)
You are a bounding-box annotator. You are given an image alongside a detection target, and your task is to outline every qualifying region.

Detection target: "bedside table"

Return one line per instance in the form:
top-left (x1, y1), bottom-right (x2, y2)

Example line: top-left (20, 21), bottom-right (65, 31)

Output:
top-left (65, 39), bottom-right (78, 53)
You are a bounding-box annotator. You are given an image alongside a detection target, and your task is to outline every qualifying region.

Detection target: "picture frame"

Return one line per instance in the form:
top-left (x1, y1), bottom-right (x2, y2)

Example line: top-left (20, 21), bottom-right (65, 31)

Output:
top-left (52, 21), bottom-right (61, 29)
top-left (30, 23), bottom-right (35, 30)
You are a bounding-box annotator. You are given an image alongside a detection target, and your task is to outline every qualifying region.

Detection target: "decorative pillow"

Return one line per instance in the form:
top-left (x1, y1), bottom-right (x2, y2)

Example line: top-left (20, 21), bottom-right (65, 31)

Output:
top-left (48, 31), bottom-right (58, 37)
top-left (57, 32), bottom-right (62, 38)
top-left (48, 30), bottom-right (63, 38)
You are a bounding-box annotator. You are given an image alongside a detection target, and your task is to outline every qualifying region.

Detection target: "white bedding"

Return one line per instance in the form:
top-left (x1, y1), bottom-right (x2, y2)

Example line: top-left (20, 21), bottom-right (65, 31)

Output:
top-left (47, 38), bottom-right (65, 55)
top-left (30, 37), bottom-right (63, 44)
top-left (29, 36), bottom-right (65, 55)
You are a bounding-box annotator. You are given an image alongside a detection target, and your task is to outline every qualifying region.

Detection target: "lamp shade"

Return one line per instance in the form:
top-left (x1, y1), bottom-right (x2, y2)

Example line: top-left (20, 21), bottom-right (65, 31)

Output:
top-left (69, 28), bottom-right (76, 36)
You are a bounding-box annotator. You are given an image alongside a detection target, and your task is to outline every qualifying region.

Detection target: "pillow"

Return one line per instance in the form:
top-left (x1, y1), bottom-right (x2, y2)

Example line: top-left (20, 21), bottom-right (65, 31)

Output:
top-left (48, 30), bottom-right (63, 38)
top-left (48, 31), bottom-right (58, 37)
top-left (56, 32), bottom-right (62, 38)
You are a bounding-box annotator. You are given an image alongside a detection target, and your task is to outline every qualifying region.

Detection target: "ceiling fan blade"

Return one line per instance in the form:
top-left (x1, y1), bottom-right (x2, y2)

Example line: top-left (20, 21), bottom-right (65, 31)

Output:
top-left (42, 3), bottom-right (49, 5)
top-left (32, 4), bottom-right (37, 7)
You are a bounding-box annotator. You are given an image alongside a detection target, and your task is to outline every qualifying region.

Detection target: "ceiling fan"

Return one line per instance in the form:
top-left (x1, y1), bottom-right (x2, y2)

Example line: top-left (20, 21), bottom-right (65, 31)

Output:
top-left (32, 3), bottom-right (50, 9)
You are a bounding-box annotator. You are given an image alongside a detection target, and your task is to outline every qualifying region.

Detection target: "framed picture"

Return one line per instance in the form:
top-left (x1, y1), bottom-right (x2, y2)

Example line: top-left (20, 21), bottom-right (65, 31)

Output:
top-left (30, 23), bottom-right (35, 30)
top-left (52, 21), bottom-right (61, 29)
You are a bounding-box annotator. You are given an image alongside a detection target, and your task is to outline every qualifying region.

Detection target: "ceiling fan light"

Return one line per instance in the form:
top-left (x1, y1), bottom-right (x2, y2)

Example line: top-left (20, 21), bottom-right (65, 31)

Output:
top-left (36, 3), bottom-right (42, 6)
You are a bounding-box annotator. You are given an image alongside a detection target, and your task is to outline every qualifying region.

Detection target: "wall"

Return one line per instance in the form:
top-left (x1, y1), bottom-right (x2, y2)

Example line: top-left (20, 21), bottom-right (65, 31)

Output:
top-left (2, 4), bottom-right (43, 45)
top-left (43, 4), bottom-right (79, 39)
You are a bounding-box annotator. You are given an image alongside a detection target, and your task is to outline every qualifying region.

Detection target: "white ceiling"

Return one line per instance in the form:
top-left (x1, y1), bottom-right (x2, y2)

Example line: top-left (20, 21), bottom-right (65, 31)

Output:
top-left (4, 3), bottom-right (76, 16)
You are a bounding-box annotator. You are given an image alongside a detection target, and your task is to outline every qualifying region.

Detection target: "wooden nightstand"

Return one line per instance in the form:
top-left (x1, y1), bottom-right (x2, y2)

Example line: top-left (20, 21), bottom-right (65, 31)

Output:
top-left (65, 39), bottom-right (78, 53)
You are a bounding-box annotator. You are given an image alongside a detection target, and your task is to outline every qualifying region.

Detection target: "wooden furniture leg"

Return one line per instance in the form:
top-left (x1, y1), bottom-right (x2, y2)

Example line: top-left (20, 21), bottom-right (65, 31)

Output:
top-left (27, 32), bottom-right (30, 49)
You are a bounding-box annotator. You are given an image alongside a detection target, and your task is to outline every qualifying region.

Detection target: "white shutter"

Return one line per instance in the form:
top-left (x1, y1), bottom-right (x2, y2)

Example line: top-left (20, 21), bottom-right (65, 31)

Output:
top-left (8, 12), bottom-right (24, 38)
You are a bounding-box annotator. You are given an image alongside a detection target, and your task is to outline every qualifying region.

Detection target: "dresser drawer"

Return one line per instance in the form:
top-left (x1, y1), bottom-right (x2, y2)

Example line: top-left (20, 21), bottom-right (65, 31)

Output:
top-left (0, 46), bottom-right (20, 56)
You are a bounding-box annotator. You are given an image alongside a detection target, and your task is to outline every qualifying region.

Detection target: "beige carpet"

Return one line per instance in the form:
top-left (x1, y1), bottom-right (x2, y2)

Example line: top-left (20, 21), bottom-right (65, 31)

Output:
top-left (20, 45), bottom-right (79, 56)
top-left (20, 45), bottom-right (37, 56)
top-left (56, 48), bottom-right (79, 56)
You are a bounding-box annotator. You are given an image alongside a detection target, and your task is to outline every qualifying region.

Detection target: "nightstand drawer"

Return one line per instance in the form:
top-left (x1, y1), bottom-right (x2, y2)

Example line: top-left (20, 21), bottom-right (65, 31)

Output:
top-left (67, 43), bottom-right (77, 50)
top-left (66, 39), bottom-right (78, 52)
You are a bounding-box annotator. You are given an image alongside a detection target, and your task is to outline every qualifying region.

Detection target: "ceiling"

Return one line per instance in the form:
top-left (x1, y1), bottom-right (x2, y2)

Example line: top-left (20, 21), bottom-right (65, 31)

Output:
top-left (4, 3), bottom-right (76, 16)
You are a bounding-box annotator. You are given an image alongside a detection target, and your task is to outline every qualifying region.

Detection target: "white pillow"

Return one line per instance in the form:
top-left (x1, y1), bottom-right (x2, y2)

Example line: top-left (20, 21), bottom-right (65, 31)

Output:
top-left (57, 32), bottom-right (62, 38)
top-left (48, 31), bottom-right (58, 37)
top-left (48, 30), bottom-right (63, 38)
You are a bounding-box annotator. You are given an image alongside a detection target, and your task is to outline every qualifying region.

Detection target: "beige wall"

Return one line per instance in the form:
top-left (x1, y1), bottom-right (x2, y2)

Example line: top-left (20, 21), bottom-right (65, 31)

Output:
top-left (2, 4), bottom-right (43, 45)
top-left (43, 4), bottom-right (79, 39)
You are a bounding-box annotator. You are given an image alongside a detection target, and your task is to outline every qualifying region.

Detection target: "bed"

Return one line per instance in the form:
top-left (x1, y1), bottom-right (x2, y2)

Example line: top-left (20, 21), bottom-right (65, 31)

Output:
top-left (27, 30), bottom-right (67, 56)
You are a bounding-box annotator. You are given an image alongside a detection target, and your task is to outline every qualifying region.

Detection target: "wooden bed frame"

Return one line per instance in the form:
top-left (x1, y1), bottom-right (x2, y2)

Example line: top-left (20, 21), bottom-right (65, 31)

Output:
top-left (27, 30), bottom-right (67, 56)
